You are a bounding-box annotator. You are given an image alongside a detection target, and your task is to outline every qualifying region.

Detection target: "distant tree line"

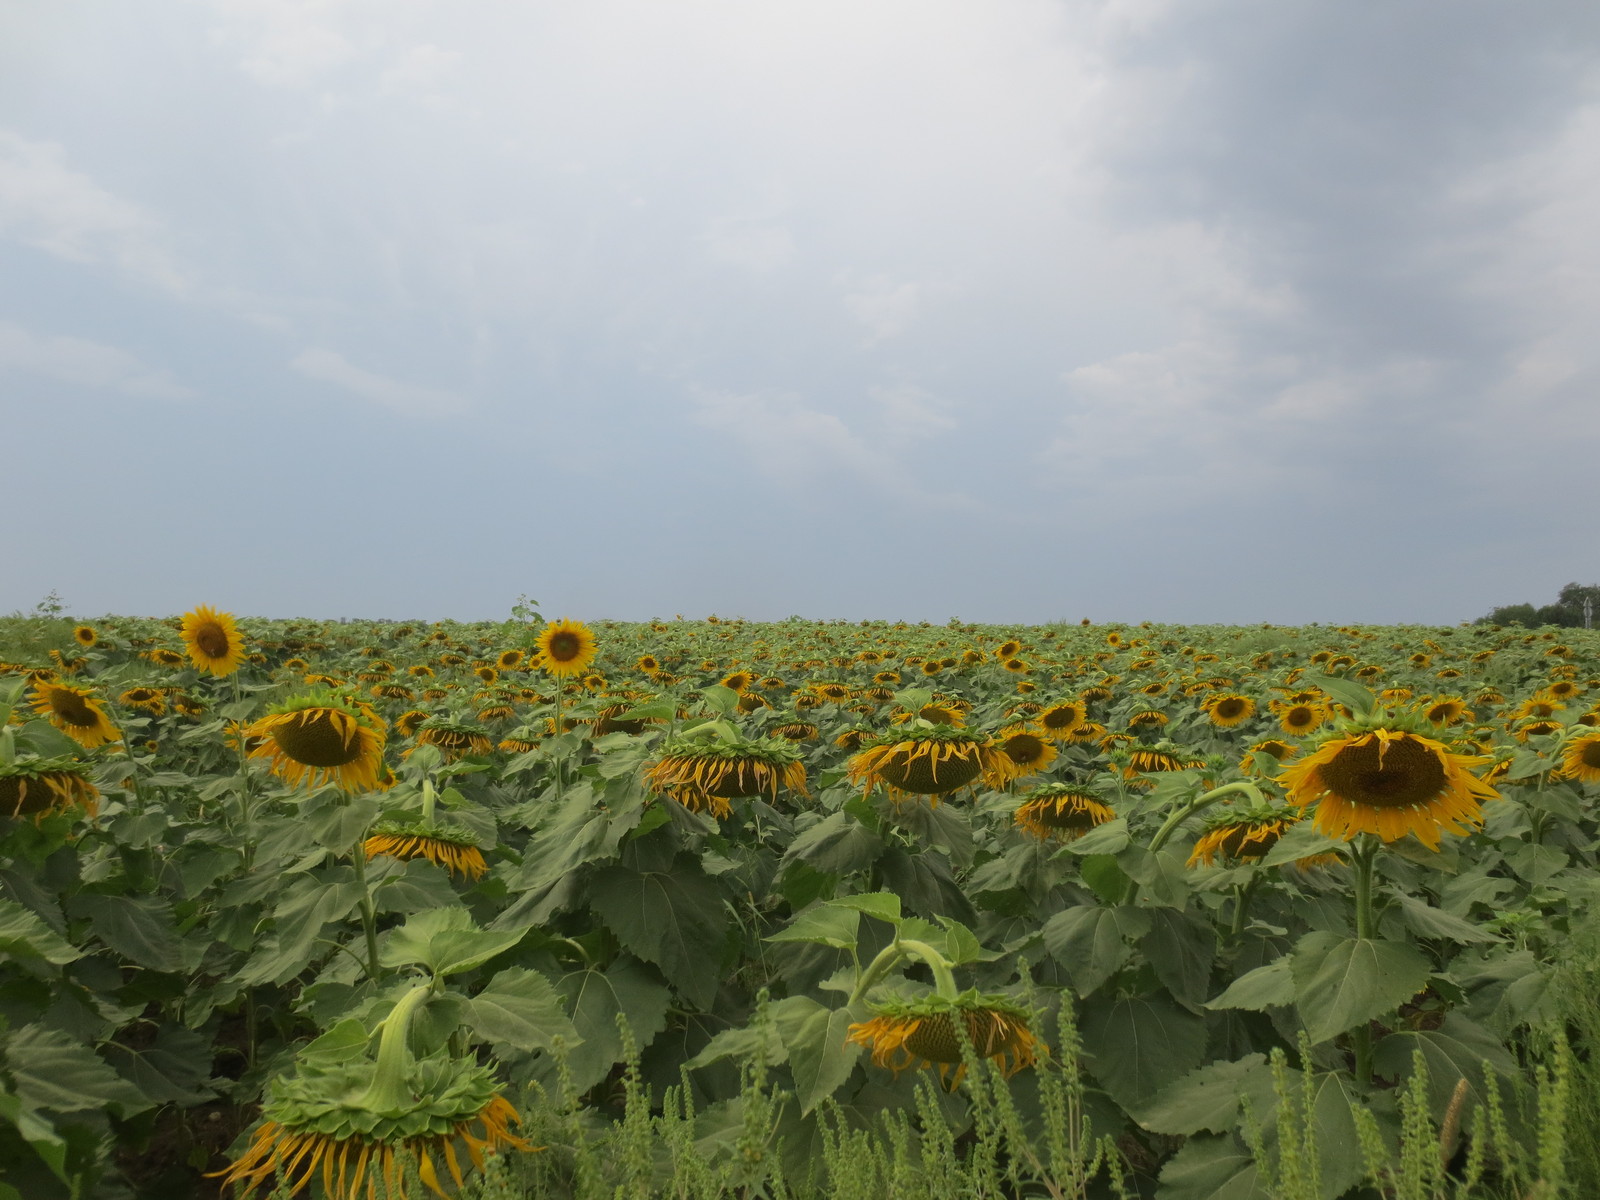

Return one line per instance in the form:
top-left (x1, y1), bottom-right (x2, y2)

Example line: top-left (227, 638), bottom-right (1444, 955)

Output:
top-left (1476, 581), bottom-right (1600, 628)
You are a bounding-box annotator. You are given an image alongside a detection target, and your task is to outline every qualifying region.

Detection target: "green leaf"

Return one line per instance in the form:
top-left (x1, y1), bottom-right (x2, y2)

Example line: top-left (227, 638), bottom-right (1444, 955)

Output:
top-left (467, 967), bottom-right (580, 1053)
top-left (766, 904), bottom-right (860, 950)
top-left (1077, 854), bottom-right (1132, 904)
top-left (1291, 931), bottom-right (1432, 1044)
top-left (781, 812), bottom-right (884, 875)
top-left (1143, 909), bottom-right (1218, 1008)
top-left (589, 859), bottom-right (732, 1009)
top-left (1154, 1133), bottom-right (1263, 1200)
top-left (1256, 821), bottom-right (1343, 868)
top-left (827, 892), bottom-right (902, 925)
top-left (1082, 992), bottom-right (1208, 1106)
top-left (1311, 672), bottom-right (1377, 716)
top-left (1040, 905), bottom-right (1151, 996)
top-left (103, 1023), bottom-right (216, 1105)
top-left (3, 1024), bottom-right (148, 1115)
top-left (609, 699), bottom-right (678, 724)
top-left (1372, 1013), bottom-right (1517, 1118)
top-left (1205, 958), bottom-right (1294, 1011)
top-left (1392, 893), bottom-right (1499, 944)
top-left (0, 900), bottom-right (80, 966)
top-left (72, 894), bottom-right (188, 973)
top-left (548, 958), bottom-right (673, 1095)
top-left (776, 997), bottom-right (864, 1114)
top-left (379, 907), bottom-right (524, 978)
top-left (1132, 1054), bottom-right (1274, 1136)
top-left (299, 1018), bottom-right (373, 1064)
top-left (932, 915), bottom-right (984, 967)
top-left (1058, 817), bottom-right (1130, 856)
top-left (305, 793), bottom-right (381, 851)
top-left (371, 858), bottom-right (463, 915)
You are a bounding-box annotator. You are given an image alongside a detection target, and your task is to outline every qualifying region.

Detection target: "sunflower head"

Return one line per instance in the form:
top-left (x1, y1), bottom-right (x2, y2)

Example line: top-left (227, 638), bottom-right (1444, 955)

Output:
top-left (1559, 731), bottom-right (1600, 784)
top-left (365, 822), bottom-right (488, 881)
top-left (72, 625), bottom-right (97, 648)
top-left (535, 619), bottom-right (597, 680)
top-left (994, 725), bottom-right (1057, 780)
top-left (0, 756), bottom-right (99, 822)
top-left (180, 605), bottom-right (246, 677)
top-left (847, 991), bottom-right (1042, 1087)
top-left (245, 690), bottom-right (388, 792)
top-left (1187, 805), bottom-right (1301, 867)
top-left (29, 682), bottom-right (119, 749)
top-left (847, 724), bottom-right (1015, 802)
top-left (415, 719), bottom-right (494, 760)
top-left (1278, 717), bottom-right (1499, 850)
top-left (1203, 694), bottom-right (1256, 729)
top-left (1013, 783), bottom-right (1114, 841)
top-left (644, 731), bottom-right (809, 818)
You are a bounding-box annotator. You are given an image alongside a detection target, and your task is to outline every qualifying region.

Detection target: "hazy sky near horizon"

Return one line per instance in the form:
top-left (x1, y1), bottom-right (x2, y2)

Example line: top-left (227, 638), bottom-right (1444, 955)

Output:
top-left (4, 1), bottom-right (1599, 625)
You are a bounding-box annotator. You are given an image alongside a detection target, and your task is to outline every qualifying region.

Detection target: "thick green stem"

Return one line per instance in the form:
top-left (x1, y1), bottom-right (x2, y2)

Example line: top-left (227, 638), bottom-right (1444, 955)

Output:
top-left (1126, 781), bottom-right (1263, 907)
top-left (551, 687), bottom-right (565, 804)
top-left (421, 779), bottom-right (437, 826)
top-left (358, 985), bottom-right (431, 1112)
top-left (1350, 836), bottom-right (1379, 1084)
top-left (848, 937), bottom-right (958, 1004)
top-left (1229, 876), bottom-right (1262, 940)
top-left (351, 839), bottom-right (381, 980)
top-left (897, 939), bottom-right (959, 999)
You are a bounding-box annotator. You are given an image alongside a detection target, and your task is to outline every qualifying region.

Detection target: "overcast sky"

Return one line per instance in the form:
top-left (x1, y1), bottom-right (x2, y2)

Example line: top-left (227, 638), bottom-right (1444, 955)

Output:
top-left (4, 1), bottom-right (1598, 625)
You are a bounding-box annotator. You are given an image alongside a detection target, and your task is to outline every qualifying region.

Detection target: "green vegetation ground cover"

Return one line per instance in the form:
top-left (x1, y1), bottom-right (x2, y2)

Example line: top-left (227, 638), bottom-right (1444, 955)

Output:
top-left (0, 610), bottom-right (1596, 1199)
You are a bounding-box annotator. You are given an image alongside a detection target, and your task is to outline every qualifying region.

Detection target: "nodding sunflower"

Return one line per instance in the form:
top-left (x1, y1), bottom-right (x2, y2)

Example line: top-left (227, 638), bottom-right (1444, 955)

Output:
top-left (373, 683), bottom-right (416, 701)
top-left (1241, 738), bottom-right (1299, 773)
top-left (848, 991), bottom-right (1042, 1087)
top-left (145, 647), bottom-right (186, 667)
top-left (994, 726), bottom-right (1057, 780)
top-left (365, 823), bottom-right (488, 881)
top-left (848, 725), bottom-right (1016, 804)
top-left (1037, 701), bottom-right (1084, 740)
top-left (72, 625), bottom-right (97, 648)
top-left (591, 701), bottom-right (661, 736)
top-left (214, 989), bottom-right (530, 1200)
top-left (118, 686), bottom-right (166, 715)
top-left (476, 704), bottom-right (515, 722)
top-left (30, 682), bottom-right (119, 749)
top-left (891, 699), bottom-right (969, 728)
top-left (535, 619), bottom-right (597, 680)
top-left (497, 727), bottom-right (541, 754)
top-left (1514, 718), bottom-right (1563, 742)
top-left (1278, 720), bottom-right (1499, 850)
top-left (1203, 694), bottom-right (1256, 729)
top-left (643, 732), bottom-right (808, 819)
top-left (1013, 784), bottom-right (1114, 841)
top-left (771, 721), bottom-right (820, 742)
top-left (719, 671), bottom-right (755, 694)
top-left (810, 682), bottom-right (853, 705)
top-left (1064, 720), bottom-right (1108, 746)
top-left (1559, 731), bottom-right (1600, 784)
top-left (1122, 745), bottom-right (1200, 781)
top-left (394, 710), bottom-right (432, 739)
top-left (0, 757), bottom-right (99, 822)
top-left (415, 719), bottom-right (493, 760)
top-left (180, 605), bottom-right (246, 677)
top-left (245, 692), bottom-right (387, 792)
top-left (1187, 807), bottom-right (1301, 867)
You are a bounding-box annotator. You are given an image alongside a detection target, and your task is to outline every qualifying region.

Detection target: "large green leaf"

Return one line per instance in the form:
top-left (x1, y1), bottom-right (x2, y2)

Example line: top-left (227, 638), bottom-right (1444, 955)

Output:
top-left (1040, 905), bottom-right (1150, 996)
top-left (774, 996), bottom-right (864, 1115)
top-left (828, 892), bottom-right (902, 924)
top-left (3, 1024), bottom-right (148, 1116)
top-left (0, 900), bottom-right (79, 966)
top-left (589, 858), bottom-right (732, 1009)
top-left (547, 958), bottom-right (673, 1095)
top-left (380, 907), bottom-right (525, 977)
top-left (1082, 992), bottom-right (1208, 1106)
top-left (102, 1024), bottom-right (216, 1106)
top-left (1291, 932), bottom-right (1432, 1044)
top-left (466, 967), bottom-right (580, 1054)
top-left (1132, 1054), bottom-right (1275, 1136)
top-left (1143, 908), bottom-right (1218, 1008)
top-left (1372, 1012), bottom-right (1518, 1118)
top-left (766, 904), bottom-right (859, 950)
top-left (1155, 1133), bottom-right (1263, 1200)
top-left (71, 894), bottom-right (189, 973)
top-left (1392, 893), bottom-right (1498, 944)
top-left (780, 812), bottom-right (884, 875)
top-left (1206, 959), bottom-right (1294, 1011)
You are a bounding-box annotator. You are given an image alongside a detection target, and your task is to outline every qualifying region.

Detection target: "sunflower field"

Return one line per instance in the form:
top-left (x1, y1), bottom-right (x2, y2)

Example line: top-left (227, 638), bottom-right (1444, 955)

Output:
top-left (1, 611), bottom-right (1596, 1199)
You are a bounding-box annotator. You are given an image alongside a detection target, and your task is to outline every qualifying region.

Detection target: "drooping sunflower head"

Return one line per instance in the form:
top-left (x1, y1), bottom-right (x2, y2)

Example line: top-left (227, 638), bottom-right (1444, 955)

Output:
top-left (1187, 806), bottom-right (1301, 867)
top-left (847, 991), bottom-right (1042, 1087)
top-left (534, 619), bottom-right (597, 680)
top-left (30, 681), bottom-right (119, 749)
top-left (118, 686), bottom-right (166, 715)
top-left (771, 720), bottom-right (821, 743)
top-left (1278, 720), bottom-right (1499, 850)
top-left (365, 822), bottom-right (488, 881)
top-left (847, 725), bottom-right (1015, 803)
top-left (245, 690), bottom-right (387, 792)
top-left (0, 756), bottom-right (99, 822)
top-left (643, 734), bottom-right (809, 818)
top-left (415, 719), bottom-right (494, 760)
top-left (180, 605), bottom-right (246, 677)
top-left (1241, 738), bottom-right (1299, 773)
top-left (1013, 783), bottom-right (1114, 841)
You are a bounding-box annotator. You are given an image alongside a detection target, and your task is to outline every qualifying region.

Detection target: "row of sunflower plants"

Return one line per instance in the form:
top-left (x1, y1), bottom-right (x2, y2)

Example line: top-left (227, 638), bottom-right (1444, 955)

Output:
top-left (0, 609), bottom-right (1595, 1198)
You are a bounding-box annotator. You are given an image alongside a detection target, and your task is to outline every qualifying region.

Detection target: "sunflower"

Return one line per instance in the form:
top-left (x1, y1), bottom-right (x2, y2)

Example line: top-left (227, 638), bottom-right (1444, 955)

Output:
top-left (1126, 709), bottom-right (1169, 731)
top-left (636, 655), bottom-right (660, 672)
top-left (72, 625), bottom-right (97, 648)
top-left (0, 757), bottom-right (99, 821)
top-left (144, 647), bottom-right (186, 667)
top-left (994, 726), bottom-right (1057, 780)
top-left (416, 720), bottom-right (494, 760)
top-left (1187, 808), bottom-right (1299, 867)
top-left (1559, 732), bottom-right (1600, 784)
top-left (30, 682), bottom-right (119, 749)
top-left (892, 700), bottom-right (968, 728)
top-left (534, 619), bottom-right (597, 680)
top-left (394, 710), bottom-right (432, 738)
top-left (245, 692), bottom-right (387, 792)
top-left (1203, 694), bottom-right (1256, 729)
top-left (592, 701), bottom-right (661, 736)
top-left (847, 992), bottom-right (1041, 1087)
top-left (771, 721), bottom-right (821, 742)
top-left (1013, 784), bottom-right (1114, 841)
top-left (214, 1013), bottom-right (529, 1200)
top-left (644, 735), bottom-right (808, 819)
top-left (1423, 698), bottom-right (1470, 727)
top-left (496, 650), bottom-right (524, 671)
top-left (1277, 703), bottom-right (1325, 737)
top-left (180, 605), bottom-right (246, 677)
top-left (474, 666), bottom-right (499, 685)
top-left (1278, 723), bottom-right (1499, 850)
top-left (365, 824), bottom-right (488, 881)
top-left (810, 682), bottom-right (853, 705)
top-left (1123, 746), bottom-right (1195, 779)
top-left (1064, 720), bottom-right (1108, 746)
top-left (720, 671), bottom-right (755, 693)
top-left (848, 727), bottom-right (1015, 803)
top-left (118, 686), bottom-right (166, 715)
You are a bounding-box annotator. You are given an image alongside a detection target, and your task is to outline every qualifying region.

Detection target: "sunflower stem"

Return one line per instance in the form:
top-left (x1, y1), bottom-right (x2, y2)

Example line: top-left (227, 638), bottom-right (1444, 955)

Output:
top-left (421, 778), bottom-right (437, 826)
top-left (350, 836), bottom-right (382, 981)
top-left (1351, 835), bottom-right (1379, 1085)
top-left (551, 688), bottom-right (565, 805)
top-left (1126, 780), bottom-right (1262, 906)
top-left (359, 984), bottom-right (432, 1113)
top-left (1229, 876), bottom-right (1262, 940)
top-left (848, 938), bottom-right (958, 1004)
top-left (897, 939), bottom-right (960, 1000)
